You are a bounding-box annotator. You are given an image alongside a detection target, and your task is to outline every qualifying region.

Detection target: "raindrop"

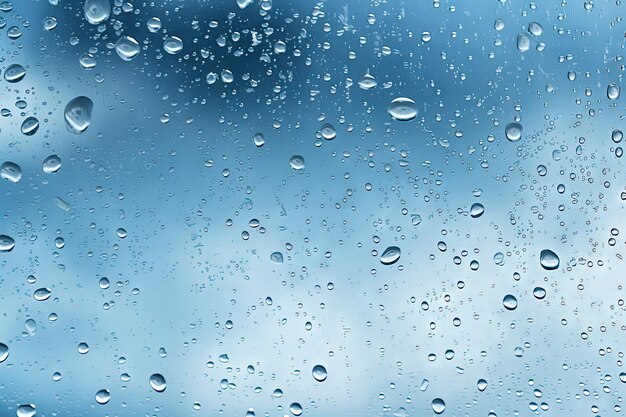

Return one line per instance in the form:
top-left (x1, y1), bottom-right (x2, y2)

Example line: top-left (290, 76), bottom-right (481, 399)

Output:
top-left (270, 252), bottom-right (283, 264)
top-left (470, 203), bottom-right (484, 218)
top-left (528, 22), bottom-right (543, 36)
top-left (42, 16), bottom-right (57, 30)
top-left (607, 83), bottom-right (620, 100)
top-left (84, 0), bottom-right (111, 25)
top-left (289, 155), bottom-right (305, 171)
top-left (320, 123), bottom-right (336, 140)
top-left (388, 97), bottom-right (417, 121)
top-left (358, 72), bottom-right (377, 90)
top-left (95, 389), bottom-right (111, 405)
top-left (431, 398), bottom-right (446, 414)
top-left (149, 373), bottom-right (167, 392)
top-left (312, 365), bottom-right (327, 382)
top-left (0, 342), bottom-right (8, 362)
top-left (33, 288), bottom-right (51, 301)
top-left (42, 155), bottom-right (62, 174)
top-left (289, 403), bottom-right (303, 416)
top-left (533, 287), bottom-right (546, 299)
top-left (16, 404), bottom-right (36, 417)
top-left (4, 64), bottom-right (26, 82)
top-left (253, 133), bottom-right (265, 147)
top-left (539, 249), bottom-right (560, 270)
top-left (147, 17), bottom-right (161, 32)
top-left (64, 96), bottom-right (93, 134)
top-left (477, 379), bottom-right (488, 391)
top-left (115, 36), bottom-right (140, 61)
top-left (1, 161), bottom-right (22, 183)
top-left (21, 117), bottom-right (39, 136)
top-left (516, 34), bottom-right (530, 52)
top-left (612, 129), bottom-right (623, 143)
top-left (380, 246), bottom-right (401, 265)
top-left (163, 37), bottom-right (183, 54)
top-left (505, 122), bottom-right (523, 142)
top-left (503, 294), bottom-right (518, 310)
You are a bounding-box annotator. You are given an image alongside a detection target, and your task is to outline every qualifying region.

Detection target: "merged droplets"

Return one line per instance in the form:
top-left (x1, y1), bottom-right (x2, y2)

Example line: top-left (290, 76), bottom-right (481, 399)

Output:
top-left (380, 246), bottom-right (401, 265)
top-left (289, 155), bottom-right (305, 171)
top-left (149, 373), bottom-right (167, 392)
top-left (0, 342), bottom-right (8, 362)
top-left (16, 404), bottom-right (36, 417)
top-left (84, 0), bottom-right (111, 25)
top-left (95, 389), bottom-right (111, 405)
top-left (42, 155), bottom-right (62, 174)
top-left (163, 36), bottom-right (183, 54)
top-left (64, 96), bottom-right (93, 134)
top-left (539, 249), bottom-right (560, 270)
top-left (115, 36), bottom-right (140, 61)
top-left (20, 117), bottom-right (39, 136)
top-left (388, 97), bottom-right (417, 121)
top-left (607, 83), bottom-right (620, 100)
top-left (1, 161), bottom-right (22, 183)
top-left (505, 122), bottom-right (523, 142)
top-left (431, 398), bottom-right (446, 414)
top-left (312, 365), bottom-right (327, 382)
top-left (503, 294), bottom-right (518, 310)
top-left (4, 63), bottom-right (26, 83)
top-left (0, 235), bottom-right (15, 252)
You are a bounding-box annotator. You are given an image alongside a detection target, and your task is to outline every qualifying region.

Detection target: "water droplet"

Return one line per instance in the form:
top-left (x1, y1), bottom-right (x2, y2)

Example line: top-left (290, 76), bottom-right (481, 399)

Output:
top-left (237, 0), bottom-right (253, 9)
top-left (612, 129), bottom-right (623, 143)
top-left (16, 404), bottom-right (36, 417)
top-left (4, 63), bottom-right (26, 82)
top-left (539, 249), bottom-right (559, 270)
top-left (533, 287), bottom-right (546, 299)
top-left (24, 318), bottom-right (36, 336)
top-left (289, 403), bottom-right (303, 416)
top-left (388, 97), bottom-right (417, 121)
top-left (147, 17), bottom-right (161, 32)
top-left (1, 161), bottom-right (22, 183)
top-left (380, 246), bottom-right (401, 265)
top-left (312, 365), bottom-right (327, 382)
top-left (270, 251), bottom-right (283, 264)
top-left (607, 83), bottom-right (620, 100)
top-left (320, 123), bottom-right (336, 140)
top-left (253, 133), bottom-right (265, 147)
top-left (95, 389), bottom-right (111, 405)
top-left (42, 17), bottom-right (57, 31)
top-left (289, 155), bottom-right (305, 171)
top-left (503, 294), bottom-right (518, 310)
top-left (42, 155), bottom-right (62, 173)
top-left (505, 122), bottom-right (523, 142)
top-left (516, 33), bottom-right (530, 52)
top-left (149, 373), bottom-right (167, 392)
top-left (115, 36), bottom-right (140, 61)
top-left (431, 398), bottom-right (446, 414)
top-left (528, 22), bottom-right (543, 36)
top-left (21, 117), bottom-right (39, 136)
top-left (33, 288), bottom-right (51, 301)
top-left (477, 379), bottom-right (488, 391)
top-left (358, 72), bottom-right (377, 90)
top-left (64, 96), bottom-right (93, 134)
top-left (77, 342), bottom-right (90, 354)
top-left (0, 342), bottom-right (8, 362)
top-left (84, 0), bottom-right (111, 25)
top-left (163, 36), bottom-right (183, 54)
top-left (470, 203), bottom-right (484, 218)
top-left (620, 372), bottom-right (626, 383)
top-left (79, 53), bottom-right (97, 69)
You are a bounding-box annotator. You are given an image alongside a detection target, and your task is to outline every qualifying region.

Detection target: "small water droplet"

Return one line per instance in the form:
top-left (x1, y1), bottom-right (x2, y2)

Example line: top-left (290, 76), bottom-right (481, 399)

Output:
top-left (470, 203), bottom-right (484, 218)
top-left (289, 155), bottom-right (305, 171)
top-left (21, 117), bottom-right (39, 136)
top-left (163, 36), bottom-right (183, 54)
top-left (503, 294), bottom-right (518, 310)
top-left (607, 83), bottom-right (620, 100)
top-left (42, 155), bottom-right (62, 174)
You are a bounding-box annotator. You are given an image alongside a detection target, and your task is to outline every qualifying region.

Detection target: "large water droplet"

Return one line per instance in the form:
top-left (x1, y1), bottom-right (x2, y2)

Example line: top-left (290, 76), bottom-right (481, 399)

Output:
top-left (64, 96), bottom-right (93, 134)
top-left (270, 251), bottom-right (283, 264)
top-left (253, 132), bottom-right (265, 147)
top-left (147, 17), bottom-right (161, 32)
top-left (539, 249), bottom-right (559, 270)
top-left (431, 398), bottom-right (446, 414)
top-left (42, 155), bottom-right (62, 173)
top-left (289, 155), bottom-right (305, 171)
top-left (358, 72), bottom-right (377, 90)
top-left (33, 288), bottom-right (51, 301)
top-left (505, 122), bottom-right (523, 142)
top-left (115, 36), bottom-right (140, 61)
top-left (388, 97), bottom-right (417, 121)
top-left (84, 0), bottom-right (110, 25)
top-left (528, 21), bottom-right (543, 36)
top-left (312, 365), bottom-right (327, 382)
top-left (149, 373), bottom-right (167, 392)
top-left (289, 403), bottom-right (303, 416)
top-left (516, 33), bottom-right (530, 52)
top-left (4, 63), bottom-right (26, 82)
top-left (0, 342), bottom-right (9, 362)
top-left (380, 246), bottom-right (401, 265)
top-left (21, 117), bottom-right (39, 136)
top-left (163, 36), bottom-right (183, 54)
top-left (16, 404), bottom-right (36, 417)
top-left (503, 294), bottom-right (518, 310)
top-left (95, 389), bottom-right (111, 404)
top-left (1, 161), bottom-right (22, 183)
top-left (470, 203), bottom-right (484, 218)
top-left (607, 83), bottom-right (620, 100)
top-left (320, 123), bottom-right (336, 140)
top-left (477, 379), bottom-right (488, 391)
top-left (0, 234), bottom-right (15, 252)
top-left (533, 287), bottom-right (546, 299)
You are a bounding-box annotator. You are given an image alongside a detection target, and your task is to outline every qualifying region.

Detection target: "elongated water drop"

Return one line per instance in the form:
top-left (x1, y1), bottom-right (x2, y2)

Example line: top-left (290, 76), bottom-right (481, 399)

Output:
top-left (4, 63), bottom-right (26, 82)
top-left (64, 96), bottom-right (93, 134)
top-left (380, 246), bottom-right (401, 265)
top-left (21, 117), bottom-right (39, 136)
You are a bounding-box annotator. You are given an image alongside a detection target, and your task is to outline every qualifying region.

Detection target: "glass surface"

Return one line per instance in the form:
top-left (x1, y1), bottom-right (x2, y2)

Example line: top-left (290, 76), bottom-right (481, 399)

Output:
top-left (0, 0), bottom-right (625, 416)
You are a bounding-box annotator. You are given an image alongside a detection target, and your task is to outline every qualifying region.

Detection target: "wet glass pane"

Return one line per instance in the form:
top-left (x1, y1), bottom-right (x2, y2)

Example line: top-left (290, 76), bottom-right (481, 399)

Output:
top-left (1, 0), bottom-right (625, 416)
